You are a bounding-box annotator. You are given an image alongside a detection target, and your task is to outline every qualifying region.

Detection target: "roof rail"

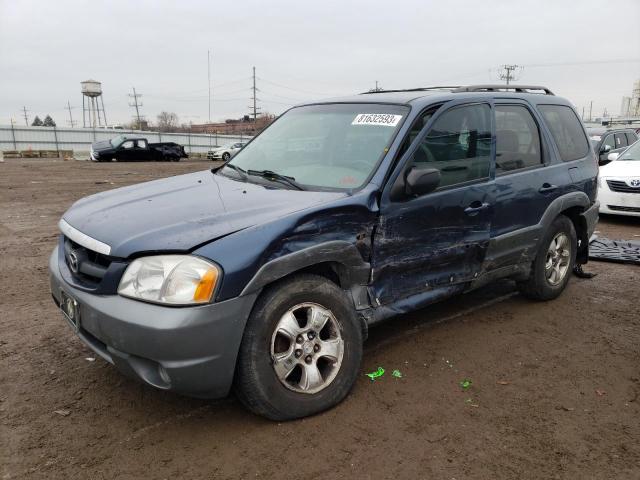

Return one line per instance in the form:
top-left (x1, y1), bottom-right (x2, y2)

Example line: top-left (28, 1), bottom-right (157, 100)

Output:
top-left (361, 86), bottom-right (460, 94)
top-left (453, 84), bottom-right (555, 95)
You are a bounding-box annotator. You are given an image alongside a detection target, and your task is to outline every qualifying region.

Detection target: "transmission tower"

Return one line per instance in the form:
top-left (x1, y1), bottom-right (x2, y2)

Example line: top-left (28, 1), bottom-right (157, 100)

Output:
top-left (249, 66), bottom-right (261, 121)
top-left (22, 106), bottom-right (29, 126)
top-left (128, 87), bottom-right (144, 129)
top-left (499, 64), bottom-right (522, 85)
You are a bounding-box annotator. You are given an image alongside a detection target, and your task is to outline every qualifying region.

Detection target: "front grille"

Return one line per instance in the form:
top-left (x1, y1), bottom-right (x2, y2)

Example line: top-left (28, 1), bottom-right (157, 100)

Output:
top-left (63, 236), bottom-right (112, 286)
top-left (607, 205), bottom-right (640, 213)
top-left (606, 180), bottom-right (640, 194)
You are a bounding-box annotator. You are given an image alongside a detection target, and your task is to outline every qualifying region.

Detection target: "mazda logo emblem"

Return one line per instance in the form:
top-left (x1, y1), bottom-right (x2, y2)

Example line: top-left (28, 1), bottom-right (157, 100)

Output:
top-left (68, 251), bottom-right (79, 273)
top-left (631, 179), bottom-right (640, 188)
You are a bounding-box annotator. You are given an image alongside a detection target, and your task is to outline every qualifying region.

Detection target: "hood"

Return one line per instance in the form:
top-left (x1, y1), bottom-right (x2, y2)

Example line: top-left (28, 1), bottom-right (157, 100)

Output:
top-left (600, 160), bottom-right (640, 178)
top-left (62, 170), bottom-right (344, 258)
top-left (92, 140), bottom-right (114, 152)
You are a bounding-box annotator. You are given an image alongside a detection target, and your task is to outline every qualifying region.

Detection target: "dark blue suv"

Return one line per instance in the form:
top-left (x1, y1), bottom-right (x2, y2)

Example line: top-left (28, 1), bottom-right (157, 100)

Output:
top-left (50, 85), bottom-right (599, 420)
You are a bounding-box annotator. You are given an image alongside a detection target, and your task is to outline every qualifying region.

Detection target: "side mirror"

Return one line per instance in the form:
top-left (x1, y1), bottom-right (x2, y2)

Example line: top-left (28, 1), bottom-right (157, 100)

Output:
top-left (607, 152), bottom-right (620, 161)
top-left (601, 144), bottom-right (612, 154)
top-left (390, 166), bottom-right (441, 200)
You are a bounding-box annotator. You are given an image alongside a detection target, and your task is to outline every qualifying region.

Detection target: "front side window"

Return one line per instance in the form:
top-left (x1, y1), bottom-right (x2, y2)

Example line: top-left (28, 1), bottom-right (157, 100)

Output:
top-left (136, 139), bottom-right (147, 149)
top-left (538, 105), bottom-right (589, 161)
top-left (227, 103), bottom-right (408, 189)
top-left (495, 105), bottom-right (542, 174)
top-left (602, 134), bottom-right (616, 150)
top-left (121, 140), bottom-right (134, 149)
top-left (408, 103), bottom-right (491, 189)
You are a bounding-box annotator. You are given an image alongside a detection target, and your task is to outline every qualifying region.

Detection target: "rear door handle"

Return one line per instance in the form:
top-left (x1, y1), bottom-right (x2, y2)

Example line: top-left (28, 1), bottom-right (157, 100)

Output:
top-left (538, 183), bottom-right (558, 194)
top-left (464, 201), bottom-right (490, 216)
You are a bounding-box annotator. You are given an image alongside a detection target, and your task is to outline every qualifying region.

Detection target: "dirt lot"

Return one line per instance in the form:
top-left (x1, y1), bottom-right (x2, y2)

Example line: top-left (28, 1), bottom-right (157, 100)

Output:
top-left (1, 159), bottom-right (639, 480)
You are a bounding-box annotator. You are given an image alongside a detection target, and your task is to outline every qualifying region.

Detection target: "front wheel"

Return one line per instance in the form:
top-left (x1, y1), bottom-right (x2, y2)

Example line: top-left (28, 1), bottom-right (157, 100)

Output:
top-left (222, 152), bottom-right (230, 161)
top-left (517, 215), bottom-right (576, 301)
top-left (235, 274), bottom-right (363, 420)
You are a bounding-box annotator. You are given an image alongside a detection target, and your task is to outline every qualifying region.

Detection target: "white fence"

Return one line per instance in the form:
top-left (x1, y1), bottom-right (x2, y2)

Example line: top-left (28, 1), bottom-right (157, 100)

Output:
top-left (0, 125), bottom-right (253, 155)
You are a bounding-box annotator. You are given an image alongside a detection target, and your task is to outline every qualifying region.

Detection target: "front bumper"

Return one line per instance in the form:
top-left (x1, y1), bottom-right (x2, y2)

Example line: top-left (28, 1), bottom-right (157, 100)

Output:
top-left (598, 182), bottom-right (640, 217)
top-left (49, 246), bottom-right (258, 398)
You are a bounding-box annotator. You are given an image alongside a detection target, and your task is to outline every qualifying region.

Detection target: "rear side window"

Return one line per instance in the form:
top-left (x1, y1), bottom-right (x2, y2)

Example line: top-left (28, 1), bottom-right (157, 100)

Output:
top-left (626, 132), bottom-right (638, 145)
top-left (409, 103), bottom-right (491, 189)
top-left (614, 133), bottom-right (627, 149)
top-left (538, 105), bottom-right (589, 161)
top-left (495, 105), bottom-right (542, 174)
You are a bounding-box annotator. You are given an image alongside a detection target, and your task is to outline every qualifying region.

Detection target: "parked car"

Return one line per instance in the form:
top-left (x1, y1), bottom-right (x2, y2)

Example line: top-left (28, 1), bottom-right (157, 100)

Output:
top-left (586, 127), bottom-right (638, 165)
top-left (207, 142), bottom-right (246, 161)
top-left (90, 135), bottom-right (188, 162)
top-left (598, 139), bottom-right (640, 216)
top-left (50, 84), bottom-right (598, 420)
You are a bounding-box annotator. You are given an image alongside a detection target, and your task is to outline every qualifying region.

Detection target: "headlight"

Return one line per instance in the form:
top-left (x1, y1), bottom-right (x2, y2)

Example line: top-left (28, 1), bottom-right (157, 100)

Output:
top-left (118, 255), bottom-right (220, 305)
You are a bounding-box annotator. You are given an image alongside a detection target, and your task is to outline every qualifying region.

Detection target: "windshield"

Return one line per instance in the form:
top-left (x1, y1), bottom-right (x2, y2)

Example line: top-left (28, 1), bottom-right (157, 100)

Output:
top-left (110, 135), bottom-right (127, 148)
top-left (226, 103), bottom-right (409, 189)
top-left (618, 140), bottom-right (640, 161)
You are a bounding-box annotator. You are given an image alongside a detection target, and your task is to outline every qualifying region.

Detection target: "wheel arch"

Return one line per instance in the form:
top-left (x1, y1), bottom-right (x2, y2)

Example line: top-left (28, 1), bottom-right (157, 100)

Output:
top-left (240, 241), bottom-right (371, 339)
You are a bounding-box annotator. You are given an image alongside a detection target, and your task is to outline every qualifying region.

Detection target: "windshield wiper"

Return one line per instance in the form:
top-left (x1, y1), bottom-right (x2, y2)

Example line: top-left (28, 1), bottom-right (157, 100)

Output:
top-left (247, 169), bottom-right (305, 190)
top-left (214, 162), bottom-right (248, 181)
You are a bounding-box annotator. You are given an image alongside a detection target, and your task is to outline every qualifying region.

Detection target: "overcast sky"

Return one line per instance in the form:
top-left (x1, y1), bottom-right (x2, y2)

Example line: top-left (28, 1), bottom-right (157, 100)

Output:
top-left (1, 0), bottom-right (639, 127)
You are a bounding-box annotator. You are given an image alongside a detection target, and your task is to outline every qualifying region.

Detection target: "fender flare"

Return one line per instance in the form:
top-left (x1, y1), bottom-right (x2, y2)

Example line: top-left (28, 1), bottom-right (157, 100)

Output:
top-left (538, 191), bottom-right (590, 234)
top-left (240, 240), bottom-right (370, 296)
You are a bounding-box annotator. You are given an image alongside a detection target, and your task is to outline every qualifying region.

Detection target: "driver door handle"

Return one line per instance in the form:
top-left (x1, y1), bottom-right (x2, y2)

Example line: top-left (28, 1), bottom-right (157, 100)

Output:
top-left (464, 201), bottom-right (490, 216)
top-left (538, 183), bottom-right (558, 194)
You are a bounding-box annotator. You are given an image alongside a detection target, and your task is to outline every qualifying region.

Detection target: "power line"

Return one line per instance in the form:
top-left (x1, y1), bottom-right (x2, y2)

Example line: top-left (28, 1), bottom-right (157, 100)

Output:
top-left (128, 87), bottom-right (144, 128)
top-left (256, 76), bottom-right (333, 96)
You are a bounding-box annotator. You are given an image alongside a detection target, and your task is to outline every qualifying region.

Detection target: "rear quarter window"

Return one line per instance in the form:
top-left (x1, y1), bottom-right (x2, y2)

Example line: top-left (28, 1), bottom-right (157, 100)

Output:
top-left (538, 105), bottom-right (590, 162)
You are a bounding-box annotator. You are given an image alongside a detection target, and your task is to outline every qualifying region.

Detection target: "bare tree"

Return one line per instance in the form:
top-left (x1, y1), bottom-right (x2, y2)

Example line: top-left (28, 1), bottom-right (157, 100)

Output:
top-left (156, 111), bottom-right (179, 132)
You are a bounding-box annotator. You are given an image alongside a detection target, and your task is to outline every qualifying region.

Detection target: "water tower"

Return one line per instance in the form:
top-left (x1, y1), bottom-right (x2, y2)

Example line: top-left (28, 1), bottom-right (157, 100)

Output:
top-left (81, 79), bottom-right (108, 128)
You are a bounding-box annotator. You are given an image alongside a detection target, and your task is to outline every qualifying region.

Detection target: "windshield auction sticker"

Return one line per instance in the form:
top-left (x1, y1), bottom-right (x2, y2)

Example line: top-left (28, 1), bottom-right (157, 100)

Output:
top-left (352, 113), bottom-right (402, 127)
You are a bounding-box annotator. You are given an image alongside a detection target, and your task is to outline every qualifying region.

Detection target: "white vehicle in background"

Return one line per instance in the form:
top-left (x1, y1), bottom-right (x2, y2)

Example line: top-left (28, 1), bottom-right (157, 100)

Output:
top-left (598, 140), bottom-right (640, 217)
top-left (207, 142), bottom-right (246, 161)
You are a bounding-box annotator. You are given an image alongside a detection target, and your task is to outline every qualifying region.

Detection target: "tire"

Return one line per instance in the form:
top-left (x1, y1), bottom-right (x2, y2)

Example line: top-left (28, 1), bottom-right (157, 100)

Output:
top-left (235, 274), bottom-right (363, 421)
top-left (222, 152), bottom-right (230, 161)
top-left (517, 215), bottom-right (577, 301)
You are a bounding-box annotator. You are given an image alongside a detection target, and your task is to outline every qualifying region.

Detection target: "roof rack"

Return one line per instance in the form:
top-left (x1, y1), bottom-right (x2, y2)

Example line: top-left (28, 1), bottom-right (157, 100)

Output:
top-left (453, 84), bottom-right (554, 95)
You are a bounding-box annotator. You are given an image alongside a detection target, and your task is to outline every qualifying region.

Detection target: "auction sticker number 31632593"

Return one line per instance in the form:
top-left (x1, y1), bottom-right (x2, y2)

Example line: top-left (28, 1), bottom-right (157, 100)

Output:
top-left (352, 114), bottom-right (403, 127)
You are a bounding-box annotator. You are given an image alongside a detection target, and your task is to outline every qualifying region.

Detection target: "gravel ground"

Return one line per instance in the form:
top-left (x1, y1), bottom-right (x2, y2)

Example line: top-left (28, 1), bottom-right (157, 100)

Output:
top-left (1, 159), bottom-right (639, 480)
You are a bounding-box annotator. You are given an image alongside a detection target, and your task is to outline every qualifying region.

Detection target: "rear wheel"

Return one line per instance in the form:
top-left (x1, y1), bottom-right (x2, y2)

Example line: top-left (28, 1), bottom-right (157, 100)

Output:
top-left (222, 152), bottom-right (230, 161)
top-left (235, 274), bottom-right (362, 420)
top-left (517, 215), bottom-right (576, 301)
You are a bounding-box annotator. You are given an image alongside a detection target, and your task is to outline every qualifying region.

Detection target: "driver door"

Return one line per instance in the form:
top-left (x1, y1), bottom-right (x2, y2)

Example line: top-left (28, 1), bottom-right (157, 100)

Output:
top-left (371, 102), bottom-right (495, 305)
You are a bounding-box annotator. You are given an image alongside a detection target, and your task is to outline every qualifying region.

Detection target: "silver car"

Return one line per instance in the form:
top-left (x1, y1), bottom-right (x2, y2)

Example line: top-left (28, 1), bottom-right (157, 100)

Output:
top-left (207, 142), bottom-right (246, 161)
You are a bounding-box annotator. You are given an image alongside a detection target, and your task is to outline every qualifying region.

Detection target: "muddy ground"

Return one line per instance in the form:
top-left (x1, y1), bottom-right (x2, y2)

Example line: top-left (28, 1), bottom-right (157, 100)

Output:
top-left (1, 159), bottom-right (639, 480)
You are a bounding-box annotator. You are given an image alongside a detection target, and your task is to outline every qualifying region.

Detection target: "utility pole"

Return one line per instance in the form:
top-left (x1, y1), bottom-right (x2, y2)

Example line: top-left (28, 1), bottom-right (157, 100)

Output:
top-left (589, 101), bottom-right (593, 122)
top-left (128, 87), bottom-right (143, 129)
top-left (208, 50), bottom-right (212, 125)
top-left (249, 66), bottom-right (260, 122)
top-left (66, 101), bottom-right (77, 127)
top-left (499, 64), bottom-right (521, 85)
top-left (581, 106), bottom-right (585, 120)
top-left (22, 106), bottom-right (29, 126)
